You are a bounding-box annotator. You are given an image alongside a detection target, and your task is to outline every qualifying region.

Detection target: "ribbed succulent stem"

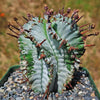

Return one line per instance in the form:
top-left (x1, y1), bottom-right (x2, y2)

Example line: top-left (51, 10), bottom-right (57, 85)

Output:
top-left (7, 5), bottom-right (98, 95)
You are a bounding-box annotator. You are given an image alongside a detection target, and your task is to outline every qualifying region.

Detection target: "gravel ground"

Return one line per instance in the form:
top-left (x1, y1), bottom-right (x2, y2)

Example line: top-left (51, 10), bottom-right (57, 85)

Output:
top-left (0, 68), bottom-right (99, 100)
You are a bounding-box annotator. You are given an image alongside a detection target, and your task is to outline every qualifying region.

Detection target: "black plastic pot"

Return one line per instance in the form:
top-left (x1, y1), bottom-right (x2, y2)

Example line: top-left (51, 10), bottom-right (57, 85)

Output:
top-left (0, 65), bottom-right (100, 99)
top-left (0, 65), bottom-right (20, 86)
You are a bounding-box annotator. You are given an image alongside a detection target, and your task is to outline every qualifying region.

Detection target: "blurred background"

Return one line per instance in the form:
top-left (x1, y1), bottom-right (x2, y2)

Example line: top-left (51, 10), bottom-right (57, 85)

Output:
top-left (0, 0), bottom-right (100, 91)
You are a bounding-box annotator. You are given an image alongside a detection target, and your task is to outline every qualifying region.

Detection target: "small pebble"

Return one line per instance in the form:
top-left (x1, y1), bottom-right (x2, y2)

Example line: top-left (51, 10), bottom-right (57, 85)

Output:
top-left (16, 97), bottom-right (23, 100)
top-left (91, 92), bottom-right (95, 97)
top-left (22, 85), bottom-right (27, 91)
top-left (6, 87), bottom-right (11, 91)
top-left (55, 93), bottom-right (59, 98)
top-left (0, 88), bottom-right (4, 93)
top-left (30, 96), bottom-right (34, 99)
top-left (92, 99), bottom-right (96, 100)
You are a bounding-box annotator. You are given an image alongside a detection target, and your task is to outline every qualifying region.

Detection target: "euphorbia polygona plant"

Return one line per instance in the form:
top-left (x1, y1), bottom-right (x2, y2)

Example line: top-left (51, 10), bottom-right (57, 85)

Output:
top-left (8, 5), bottom-right (99, 95)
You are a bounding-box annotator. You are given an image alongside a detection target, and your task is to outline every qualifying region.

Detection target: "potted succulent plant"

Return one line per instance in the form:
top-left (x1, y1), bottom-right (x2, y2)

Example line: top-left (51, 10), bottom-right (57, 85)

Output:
top-left (0, 5), bottom-right (100, 100)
